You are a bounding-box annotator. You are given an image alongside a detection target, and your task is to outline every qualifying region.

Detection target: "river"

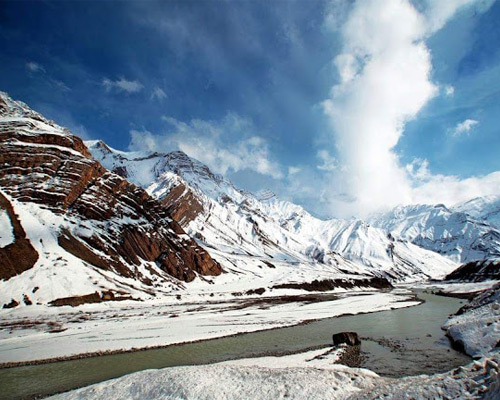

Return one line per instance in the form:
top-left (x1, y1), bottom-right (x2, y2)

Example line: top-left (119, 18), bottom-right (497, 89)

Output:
top-left (0, 291), bottom-right (471, 400)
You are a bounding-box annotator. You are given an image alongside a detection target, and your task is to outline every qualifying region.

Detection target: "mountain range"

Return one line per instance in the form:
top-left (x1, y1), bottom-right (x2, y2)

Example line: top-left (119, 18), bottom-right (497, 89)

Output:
top-left (1, 91), bottom-right (499, 306)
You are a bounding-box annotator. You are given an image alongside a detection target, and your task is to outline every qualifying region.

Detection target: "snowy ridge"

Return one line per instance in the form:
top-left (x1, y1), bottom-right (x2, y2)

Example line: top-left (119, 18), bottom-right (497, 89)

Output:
top-left (0, 192), bottom-right (175, 305)
top-left (454, 195), bottom-right (500, 230)
top-left (88, 141), bottom-right (459, 282)
top-left (369, 204), bottom-right (500, 263)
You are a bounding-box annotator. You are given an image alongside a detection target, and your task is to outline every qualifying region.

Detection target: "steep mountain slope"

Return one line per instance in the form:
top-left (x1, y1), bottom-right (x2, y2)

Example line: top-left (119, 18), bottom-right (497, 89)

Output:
top-left (88, 141), bottom-right (458, 282)
top-left (369, 204), bottom-right (500, 263)
top-left (454, 195), bottom-right (500, 230)
top-left (0, 92), bottom-right (222, 306)
top-left (265, 203), bottom-right (458, 281)
top-left (444, 258), bottom-right (500, 282)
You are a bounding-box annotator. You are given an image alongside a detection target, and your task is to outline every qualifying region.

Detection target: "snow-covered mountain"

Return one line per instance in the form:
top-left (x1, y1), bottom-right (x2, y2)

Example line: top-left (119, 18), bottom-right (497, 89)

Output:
top-left (453, 195), bottom-right (500, 230)
top-left (369, 204), bottom-right (500, 263)
top-left (0, 92), bottom-right (397, 309)
top-left (87, 140), bottom-right (459, 282)
top-left (3, 90), bottom-right (498, 309)
top-left (0, 92), bottom-right (222, 307)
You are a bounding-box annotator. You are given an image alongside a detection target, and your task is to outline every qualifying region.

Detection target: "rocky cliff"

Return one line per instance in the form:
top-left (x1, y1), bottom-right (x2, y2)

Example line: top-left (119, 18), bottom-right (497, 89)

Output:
top-left (0, 92), bottom-right (221, 306)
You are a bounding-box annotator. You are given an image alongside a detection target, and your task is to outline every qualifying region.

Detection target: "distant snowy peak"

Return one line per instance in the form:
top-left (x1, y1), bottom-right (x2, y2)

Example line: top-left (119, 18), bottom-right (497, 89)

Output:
top-left (255, 189), bottom-right (277, 202)
top-left (454, 195), bottom-right (500, 229)
top-left (370, 204), bottom-right (500, 263)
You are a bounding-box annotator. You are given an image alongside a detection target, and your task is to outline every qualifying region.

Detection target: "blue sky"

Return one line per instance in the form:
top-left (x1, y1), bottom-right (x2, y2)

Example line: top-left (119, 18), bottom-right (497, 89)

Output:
top-left (1, 0), bottom-right (500, 218)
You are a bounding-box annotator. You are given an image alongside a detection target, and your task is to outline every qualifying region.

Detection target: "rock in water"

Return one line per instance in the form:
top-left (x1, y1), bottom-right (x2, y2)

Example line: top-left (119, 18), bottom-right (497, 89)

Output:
top-left (332, 332), bottom-right (361, 346)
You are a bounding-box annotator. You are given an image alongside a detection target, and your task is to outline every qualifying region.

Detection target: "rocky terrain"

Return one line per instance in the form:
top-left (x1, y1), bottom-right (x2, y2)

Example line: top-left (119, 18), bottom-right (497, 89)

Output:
top-left (1, 92), bottom-right (500, 399)
top-left (0, 92), bottom-right (221, 307)
top-left (445, 258), bottom-right (500, 282)
top-left (443, 282), bottom-right (500, 357)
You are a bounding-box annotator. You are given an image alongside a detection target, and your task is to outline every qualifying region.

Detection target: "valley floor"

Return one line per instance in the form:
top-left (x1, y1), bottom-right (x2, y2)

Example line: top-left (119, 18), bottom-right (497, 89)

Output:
top-left (44, 281), bottom-right (500, 400)
top-left (0, 289), bottom-right (418, 365)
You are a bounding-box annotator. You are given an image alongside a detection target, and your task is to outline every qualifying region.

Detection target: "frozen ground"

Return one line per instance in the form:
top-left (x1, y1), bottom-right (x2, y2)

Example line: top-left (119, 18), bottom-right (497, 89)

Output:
top-left (47, 285), bottom-right (500, 400)
top-left (0, 290), bottom-right (418, 364)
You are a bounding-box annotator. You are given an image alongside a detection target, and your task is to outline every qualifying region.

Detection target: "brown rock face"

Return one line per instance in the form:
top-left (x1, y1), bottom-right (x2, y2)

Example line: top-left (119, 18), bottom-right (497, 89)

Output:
top-left (159, 182), bottom-right (204, 226)
top-left (0, 92), bottom-right (222, 283)
top-left (332, 332), bottom-right (361, 346)
top-left (0, 192), bottom-right (39, 280)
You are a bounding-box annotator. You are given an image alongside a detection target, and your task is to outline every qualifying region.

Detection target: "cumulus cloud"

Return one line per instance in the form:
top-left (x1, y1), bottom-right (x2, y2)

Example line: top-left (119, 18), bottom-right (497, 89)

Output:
top-left (409, 160), bottom-right (500, 206)
top-left (451, 119), bottom-right (479, 137)
top-left (151, 87), bottom-right (167, 101)
top-left (26, 61), bottom-right (45, 73)
top-left (129, 113), bottom-right (283, 179)
top-left (103, 77), bottom-right (144, 93)
top-left (321, 0), bottom-right (495, 217)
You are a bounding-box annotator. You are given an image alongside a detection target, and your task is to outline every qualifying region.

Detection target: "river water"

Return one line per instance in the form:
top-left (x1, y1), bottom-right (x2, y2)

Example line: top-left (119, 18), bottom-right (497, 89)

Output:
top-left (0, 291), bottom-right (470, 400)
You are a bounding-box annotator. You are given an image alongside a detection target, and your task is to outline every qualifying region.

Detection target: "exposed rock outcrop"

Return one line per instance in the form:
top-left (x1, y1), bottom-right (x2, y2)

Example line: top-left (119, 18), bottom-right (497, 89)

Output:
top-left (445, 259), bottom-right (500, 282)
top-left (0, 192), bottom-right (38, 280)
top-left (159, 182), bottom-right (204, 226)
top-left (0, 92), bottom-right (222, 288)
top-left (332, 332), bottom-right (361, 347)
top-left (272, 277), bottom-right (392, 292)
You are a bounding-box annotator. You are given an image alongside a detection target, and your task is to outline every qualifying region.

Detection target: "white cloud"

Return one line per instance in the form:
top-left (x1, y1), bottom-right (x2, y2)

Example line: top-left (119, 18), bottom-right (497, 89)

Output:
top-left (444, 85), bottom-right (455, 96)
top-left (316, 150), bottom-right (338, 171)
top-left (151, 87), bottom-right (167, 101)
top-left (103, 77), bottom-right (144, 93)
top-left (288, 166), bottom-right (301, 175)
top-left (451, 119), bottom-right (479, 137)
top-left (26, 61), bottom-right (45, 73)
top-left (322, 0), bottom-right (495, 218)
top-left (411, 169), bottom-right (500, 207)
top-left (129, 113), bottom-right (283, 179)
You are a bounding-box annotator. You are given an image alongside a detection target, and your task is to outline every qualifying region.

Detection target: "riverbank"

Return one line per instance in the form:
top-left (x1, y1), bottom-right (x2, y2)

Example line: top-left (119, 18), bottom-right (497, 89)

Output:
top-left (0, 289), bottom-right (418, 366)
top-left (0, 291), bottom-right (470, 400)
top-left (44, 286), bottom-right (500, 400)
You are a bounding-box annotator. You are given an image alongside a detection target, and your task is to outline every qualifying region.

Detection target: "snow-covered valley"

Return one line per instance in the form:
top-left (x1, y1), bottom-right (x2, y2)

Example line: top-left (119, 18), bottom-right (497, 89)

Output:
top-left (2, 285), bottom-right (498, 400)
top-left (1, 91), bottom-right (500, 399)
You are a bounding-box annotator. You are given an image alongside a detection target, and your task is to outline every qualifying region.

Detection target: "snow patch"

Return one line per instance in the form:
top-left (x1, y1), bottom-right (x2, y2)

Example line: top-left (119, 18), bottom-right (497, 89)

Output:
top-left (0, 209), bottom-right (14, 247)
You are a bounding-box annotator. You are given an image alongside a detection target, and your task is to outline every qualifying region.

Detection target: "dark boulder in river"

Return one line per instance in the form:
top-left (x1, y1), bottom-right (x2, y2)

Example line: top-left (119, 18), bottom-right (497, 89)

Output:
top-left (332, 331), bottom-right (361, 346)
